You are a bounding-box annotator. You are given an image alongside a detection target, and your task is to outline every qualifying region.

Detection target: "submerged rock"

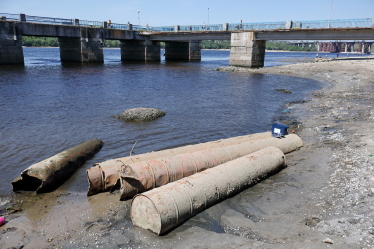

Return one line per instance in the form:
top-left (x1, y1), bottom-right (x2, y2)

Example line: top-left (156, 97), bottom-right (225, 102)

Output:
top-left (117, 108), bottom-right (166, 122)
top-left (276, 89), bottom-right (292, 94)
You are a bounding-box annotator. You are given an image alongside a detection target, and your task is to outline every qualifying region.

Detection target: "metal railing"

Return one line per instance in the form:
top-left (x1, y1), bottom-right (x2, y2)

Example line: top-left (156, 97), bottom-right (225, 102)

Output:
top-left (294, 18), bottom-right (373, 29)
top-left (152, 26), bottom-right (175, 32)
top-left (0, 13), bottom-right (19, 20)
top-left (25, 15), bottom-right (74, 25)
top-left (79, 20), bottom-right (102, 27)
top-left (228, 21), bottom-right (287, 31)
top-left (0, 13), bottom-right (373, 32)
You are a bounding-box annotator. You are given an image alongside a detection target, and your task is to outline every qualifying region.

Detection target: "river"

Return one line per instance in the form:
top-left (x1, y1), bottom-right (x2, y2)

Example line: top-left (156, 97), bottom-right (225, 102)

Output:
top-left (0, 48), bottom-right (325, 201)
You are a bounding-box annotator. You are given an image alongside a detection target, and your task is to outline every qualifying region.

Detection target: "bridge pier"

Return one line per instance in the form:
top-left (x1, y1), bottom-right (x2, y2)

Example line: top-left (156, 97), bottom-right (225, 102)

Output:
top-left (0, 22), bottom-right (24, 64)
top-left (229, 32), bottom-right (266, 67)
top-left (164, 41), bottom-right (201, 61)
top-left (58, 28), bottom-right (103, 62)
top-left (120, 37), bottom-right (160, 61)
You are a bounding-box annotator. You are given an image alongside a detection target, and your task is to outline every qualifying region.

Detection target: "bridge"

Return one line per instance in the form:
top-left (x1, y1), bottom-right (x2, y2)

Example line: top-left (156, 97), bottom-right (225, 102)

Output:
top-left (1, 13), bottom-right (373, 67)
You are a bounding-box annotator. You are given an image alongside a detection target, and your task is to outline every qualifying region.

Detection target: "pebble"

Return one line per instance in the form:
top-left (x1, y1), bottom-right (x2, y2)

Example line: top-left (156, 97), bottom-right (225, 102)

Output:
top-left (323, 238), bottom-right (334, 244)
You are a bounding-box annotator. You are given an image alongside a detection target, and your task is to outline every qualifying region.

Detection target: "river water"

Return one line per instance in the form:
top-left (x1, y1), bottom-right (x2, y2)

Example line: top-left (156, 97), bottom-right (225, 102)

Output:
top-left (0, 48), bottom-right (324, 202)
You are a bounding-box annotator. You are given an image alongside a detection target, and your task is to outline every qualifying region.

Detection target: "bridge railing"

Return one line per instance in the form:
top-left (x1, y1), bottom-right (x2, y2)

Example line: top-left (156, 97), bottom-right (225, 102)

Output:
top-left (79, 20), bottom-right (102, 27)
top-left (110, 23), bottom-right (129, 30)
top-left (1, 13), bottom-right (373, 32)
top-left (228, 21), bottom-right (287, 31)
top-left (0, 13), bottom-right (19, 20)
top-left (152, 26), bottom-right (175, 32)
top-left (295, 18), bottom-right (373, 29)
top-left (25, 15), bottom-right (74, 25)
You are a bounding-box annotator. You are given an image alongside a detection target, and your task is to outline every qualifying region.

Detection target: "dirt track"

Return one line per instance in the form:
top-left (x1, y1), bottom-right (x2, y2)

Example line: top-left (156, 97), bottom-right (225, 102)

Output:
top-left (1, 57), bottom-right (374, 248)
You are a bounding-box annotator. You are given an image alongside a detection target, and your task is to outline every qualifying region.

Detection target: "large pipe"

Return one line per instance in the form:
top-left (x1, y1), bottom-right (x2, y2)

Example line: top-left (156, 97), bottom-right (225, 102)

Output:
top-left (12, 139), bottom-right (104, 193)
top-left (120, 134), bottom-right (302, 200)
top-left (87, 131), bottom-right (272, 196)
top-left (131, 146), bottom-right (286, 235)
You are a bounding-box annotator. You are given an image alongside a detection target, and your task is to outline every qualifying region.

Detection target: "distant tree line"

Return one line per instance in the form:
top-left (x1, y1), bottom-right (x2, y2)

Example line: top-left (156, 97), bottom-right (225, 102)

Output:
top-left (23, 37), bottom-right (320, 52)
top-left (22, 36), bottom-right (121, 48)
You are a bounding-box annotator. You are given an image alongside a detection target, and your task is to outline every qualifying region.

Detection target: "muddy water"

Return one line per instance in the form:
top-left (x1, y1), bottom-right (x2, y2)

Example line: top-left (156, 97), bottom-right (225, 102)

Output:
top-left (0, 48), bottom-right (327, 248)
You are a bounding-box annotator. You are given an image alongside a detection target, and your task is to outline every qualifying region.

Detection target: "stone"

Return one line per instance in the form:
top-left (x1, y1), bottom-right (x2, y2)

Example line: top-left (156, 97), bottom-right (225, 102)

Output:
top-left (276, 89), bottom-right (293, 93)
top-left (323, 238), bottom-right (333, 244)
top-left (117, 108), bottom-right (166, 122)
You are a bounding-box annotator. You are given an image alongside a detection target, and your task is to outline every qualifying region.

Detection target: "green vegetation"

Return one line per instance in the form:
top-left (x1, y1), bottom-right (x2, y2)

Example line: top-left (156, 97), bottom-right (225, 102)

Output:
top-left (22, 37), bottom-right (319, 52)
top-left (104, 40), bottom-right (121, 48)
top-left (201, 40), bottom-right (230, 49)
top-left (266, 41), bottom-right (317, 51)
top-left (22, 36), bottom-right (121, 48)
top-left (23, 36), bottom-right (59, 47)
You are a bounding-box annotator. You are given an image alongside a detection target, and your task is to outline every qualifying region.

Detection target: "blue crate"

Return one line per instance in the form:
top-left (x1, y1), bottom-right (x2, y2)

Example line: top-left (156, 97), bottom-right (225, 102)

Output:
top-left (272, 123), bottom-right (289, 137)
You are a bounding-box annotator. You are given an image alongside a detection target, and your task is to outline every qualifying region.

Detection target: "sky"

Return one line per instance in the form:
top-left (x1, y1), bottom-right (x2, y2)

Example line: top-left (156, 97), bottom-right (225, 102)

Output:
top-left (1, 0), bottom-right (373, 27)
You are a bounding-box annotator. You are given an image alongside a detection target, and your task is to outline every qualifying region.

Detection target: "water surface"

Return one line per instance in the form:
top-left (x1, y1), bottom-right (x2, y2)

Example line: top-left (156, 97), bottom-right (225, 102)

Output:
top-left (0, 48), bottom-right (323, 200)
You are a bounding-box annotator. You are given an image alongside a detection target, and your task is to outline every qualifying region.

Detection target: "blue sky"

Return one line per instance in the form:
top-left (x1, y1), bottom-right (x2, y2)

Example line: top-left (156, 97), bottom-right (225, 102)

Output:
top-left (1, 0), bottom-right (373, 26)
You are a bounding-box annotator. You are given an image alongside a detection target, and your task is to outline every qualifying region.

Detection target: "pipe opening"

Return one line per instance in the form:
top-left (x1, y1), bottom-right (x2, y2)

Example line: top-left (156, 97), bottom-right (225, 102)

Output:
top-left (12, 174), bottom-right (43, 191)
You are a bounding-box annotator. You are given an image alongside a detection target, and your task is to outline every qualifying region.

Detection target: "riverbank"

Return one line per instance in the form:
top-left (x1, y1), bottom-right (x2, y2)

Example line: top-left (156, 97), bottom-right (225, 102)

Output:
top-left (1, 57), bottom-right (374, 248)
top-left (218, 56), bottom-right (374, 248)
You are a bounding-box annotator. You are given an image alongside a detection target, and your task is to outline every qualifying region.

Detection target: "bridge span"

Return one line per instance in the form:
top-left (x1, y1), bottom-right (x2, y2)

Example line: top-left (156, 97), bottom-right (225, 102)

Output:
top-left (1, 13), bottom-right (373, 67)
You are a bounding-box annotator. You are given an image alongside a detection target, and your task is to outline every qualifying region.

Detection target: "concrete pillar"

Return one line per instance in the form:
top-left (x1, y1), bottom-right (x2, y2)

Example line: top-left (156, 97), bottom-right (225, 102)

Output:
top-left (229, 32), bottom-right (266, 68)
top-left (0, 22), bottom-right (24, 64)
top-left (120, 36), bottom-right (160, 61)
top-left (165, 41), bottom-right (201, 61)
top-left (58, 28), bottom-right (103, 62)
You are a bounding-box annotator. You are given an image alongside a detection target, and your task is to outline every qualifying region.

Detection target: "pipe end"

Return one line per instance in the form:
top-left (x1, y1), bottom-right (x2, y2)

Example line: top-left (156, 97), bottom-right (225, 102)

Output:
top-left (131, 195), bottom-right (162, 235)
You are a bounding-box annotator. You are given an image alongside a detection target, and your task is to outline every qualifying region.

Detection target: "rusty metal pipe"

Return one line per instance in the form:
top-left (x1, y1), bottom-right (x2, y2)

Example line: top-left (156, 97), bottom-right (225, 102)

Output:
top-left (131, 146), bottom-right (286, 235)
top-left (12, 139), bottom-right (104, 193)
top-left (87, 131), bottom-right (272, 196)
top-left (120, 134), bottom-right (302, 200)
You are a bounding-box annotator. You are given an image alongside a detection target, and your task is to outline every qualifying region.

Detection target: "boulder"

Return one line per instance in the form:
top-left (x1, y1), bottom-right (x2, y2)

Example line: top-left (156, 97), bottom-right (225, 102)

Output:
top-left (117, 108), bottom-right (166, 122)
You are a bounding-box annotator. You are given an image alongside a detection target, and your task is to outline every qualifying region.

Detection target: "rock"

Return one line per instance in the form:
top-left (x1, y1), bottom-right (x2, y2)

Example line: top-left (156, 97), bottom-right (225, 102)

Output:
top-left (117, 108), bottom-right (166, 122)
top-left (304, 217), bottom-right (320, 227)
top-left (276, 89), bottom-right (292, 94)
top-left (323, 238), bottom-right (334, 244)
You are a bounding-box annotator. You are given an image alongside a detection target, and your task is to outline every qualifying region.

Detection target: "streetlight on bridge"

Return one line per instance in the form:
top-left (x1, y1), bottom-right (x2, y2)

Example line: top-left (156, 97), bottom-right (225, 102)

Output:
top-left (138, 10), bottom-right (140, 29)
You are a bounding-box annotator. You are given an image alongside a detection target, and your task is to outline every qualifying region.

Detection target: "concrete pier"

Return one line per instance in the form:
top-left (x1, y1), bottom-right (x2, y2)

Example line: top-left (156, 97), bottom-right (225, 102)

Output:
top-left (229, 32), bottom-right (266, 68)
top-left (0, 22), bottom-right (24, 64)
top-left (120, 36), bottom-right (160, 61)
top-left (59, 28), bottom-right (103, 62)
top-left (165, 41), bottom-right (201, 61)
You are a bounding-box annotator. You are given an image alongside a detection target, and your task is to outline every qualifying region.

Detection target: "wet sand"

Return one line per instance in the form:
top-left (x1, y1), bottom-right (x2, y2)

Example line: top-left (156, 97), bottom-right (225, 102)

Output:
top-left (1, 56), bottom-right (374, 248)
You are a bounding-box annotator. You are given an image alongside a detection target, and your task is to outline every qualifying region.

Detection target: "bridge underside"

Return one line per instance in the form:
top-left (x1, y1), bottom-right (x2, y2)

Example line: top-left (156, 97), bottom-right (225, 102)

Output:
top-left (165, 41), bottom-right (201, 61)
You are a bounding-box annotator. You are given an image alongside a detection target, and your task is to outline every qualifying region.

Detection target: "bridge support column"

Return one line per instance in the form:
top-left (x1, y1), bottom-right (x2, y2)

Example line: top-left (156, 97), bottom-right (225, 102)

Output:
top-left (164, 41), bottom-right (201, 61)
top-left (120, 37), bottom-right (160, 61)
top-left (229, 32), bottom-right (266, 68)
top-left (58, 28), bottom-right (103, 62)
top-left (0, 22), bottom-right (24, 64)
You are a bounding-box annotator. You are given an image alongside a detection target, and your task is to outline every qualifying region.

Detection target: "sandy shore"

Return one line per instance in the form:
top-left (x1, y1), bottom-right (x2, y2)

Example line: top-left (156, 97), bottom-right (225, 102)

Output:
top-left (1, 57), bottom-right (374, 248)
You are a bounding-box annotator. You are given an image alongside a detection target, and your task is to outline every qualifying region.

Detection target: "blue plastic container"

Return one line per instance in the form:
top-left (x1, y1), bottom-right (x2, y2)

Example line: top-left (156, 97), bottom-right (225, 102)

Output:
top-left (272, 123), bottom-right (289, 137)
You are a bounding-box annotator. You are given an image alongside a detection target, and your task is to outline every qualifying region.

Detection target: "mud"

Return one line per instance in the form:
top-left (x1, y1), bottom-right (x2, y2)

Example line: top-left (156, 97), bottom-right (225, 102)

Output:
top-left (1, 56), bottom-right (374, 248)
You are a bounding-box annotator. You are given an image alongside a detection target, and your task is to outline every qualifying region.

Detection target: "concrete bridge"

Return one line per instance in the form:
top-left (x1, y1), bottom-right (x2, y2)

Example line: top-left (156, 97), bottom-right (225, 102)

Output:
top-left (1, 13), bottom-right (373, 67)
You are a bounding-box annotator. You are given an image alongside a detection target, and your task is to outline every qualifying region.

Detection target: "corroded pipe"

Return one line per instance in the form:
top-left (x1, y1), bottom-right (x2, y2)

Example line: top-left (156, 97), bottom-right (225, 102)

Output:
top-left (131, 147), bottom-right (286, 235)
top-left (87, 131), bottom-right (272, 196)
top-left (12, 139), bottom-right (104, 193)
top-left (120, 134), bottom-right (302, 200)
